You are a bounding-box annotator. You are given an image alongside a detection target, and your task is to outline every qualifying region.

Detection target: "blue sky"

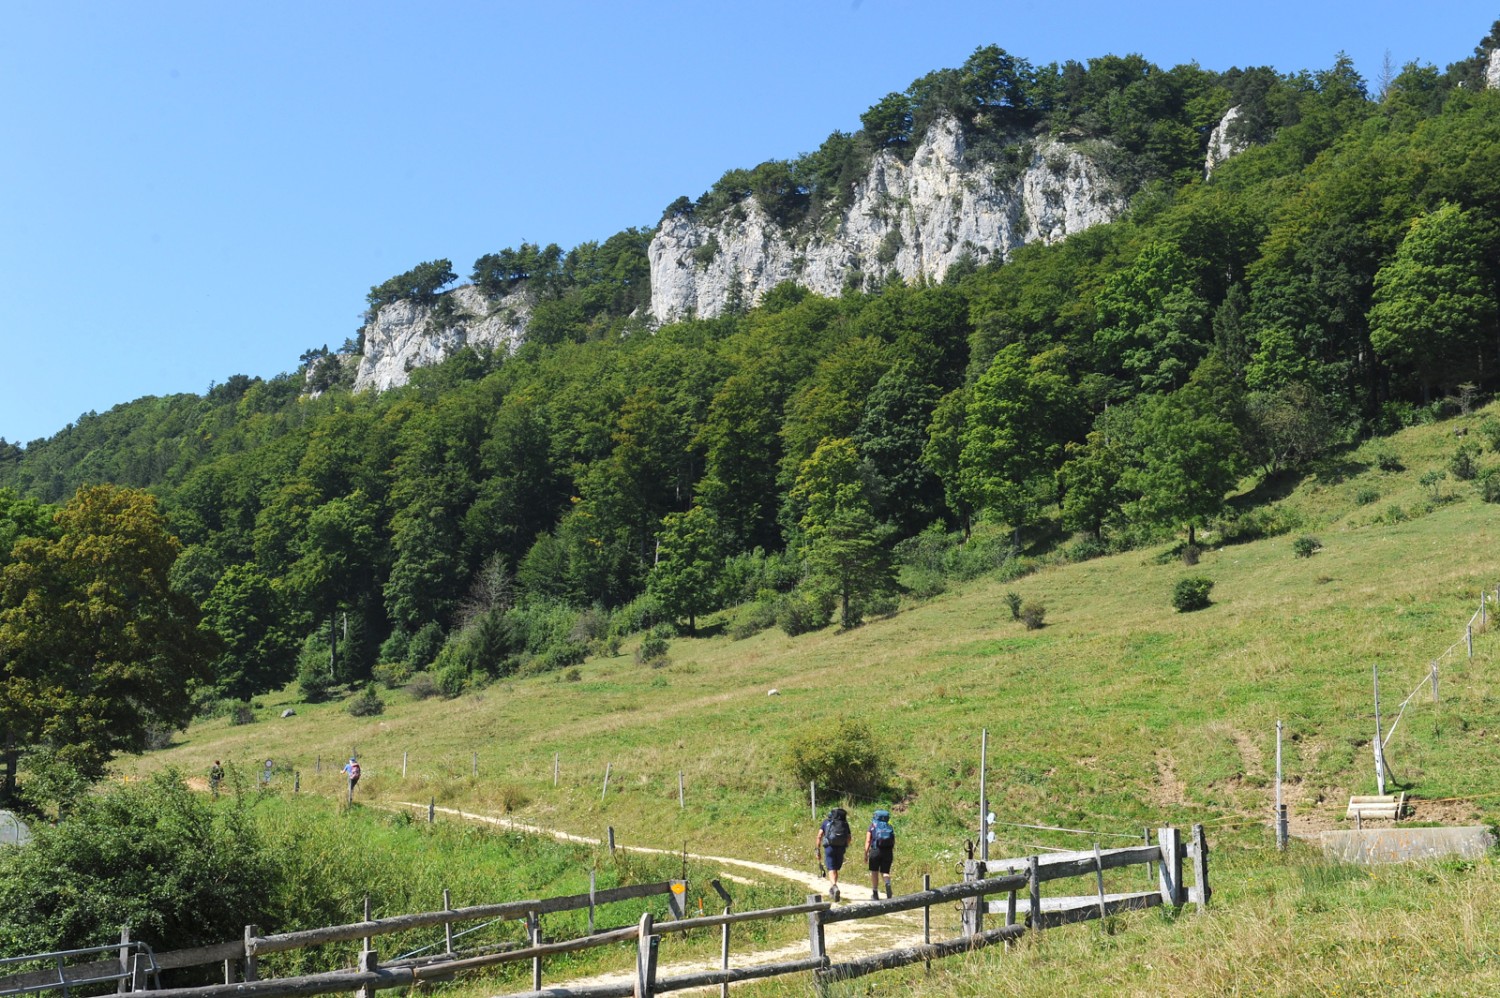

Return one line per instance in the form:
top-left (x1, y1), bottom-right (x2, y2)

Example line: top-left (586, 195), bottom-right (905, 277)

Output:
top-left (2, 1), bottom-right (1495, 445)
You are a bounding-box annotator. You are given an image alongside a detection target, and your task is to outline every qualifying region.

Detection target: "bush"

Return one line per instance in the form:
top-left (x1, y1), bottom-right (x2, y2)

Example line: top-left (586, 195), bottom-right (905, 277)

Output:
top-left (378, 628), bottom-right (410, 666)
top-left (296, 656), bottom-right (330, 703)
top-left (783, 718), bottom-right (891, 799)
top-left (0, 771), bottom-right (282, 955)
top-left (1385, 504), bottom-right (1409, 523)
top-left (636, 630), bottom-right (670, 666)
top-left (776, 589), bottom-right (833, 636)
top-left (406, 622), bottom-right (446, 669)
top-left (1020, 600), bottom-right (1046, 630)
top-left (1065, 535), bottom-right (1109, 562)
top-left (1480, 417), bottom-right (1500, 453)
top-left (406, 672), bottom-right (438, 700)
top-left (1479, 469), bottom-right (1500, 504)
top-left (1373, 448), bottom-right (1404, 472)
top-left (1450, 444), bottom-right (1481, 481)
top-left (1293, 536), bottom-right (1322, 558)
top-left (371, 661), bottom-right (412, 689)
top-left (229, 702), bottom-right (255, 726)
top-left (1181, 545), bottom-right (1200, 566)
top-left (1355, 487), bottom-right (1380, 506)
top-left (1173, 576), bottom-right (1215, 612)
top-left (435, 661), bottom-right (469, 699)
top-left (346, 685), bottom-right (384, 717)
top-left (1004, 592), bottom-right (1023, 620)
top-left (729, 595), bottom-right (780, 640)
top-left (531, 639), bottom-right (589, 674)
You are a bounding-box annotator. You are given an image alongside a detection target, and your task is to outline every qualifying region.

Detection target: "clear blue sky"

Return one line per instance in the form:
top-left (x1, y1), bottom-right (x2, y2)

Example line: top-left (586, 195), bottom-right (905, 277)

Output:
top-left (2, 1), bottom-right (1495, 445)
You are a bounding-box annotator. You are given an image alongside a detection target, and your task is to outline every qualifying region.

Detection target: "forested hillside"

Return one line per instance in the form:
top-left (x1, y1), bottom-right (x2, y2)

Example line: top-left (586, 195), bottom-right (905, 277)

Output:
top-left (4, 28), bottom-right (1500, 786)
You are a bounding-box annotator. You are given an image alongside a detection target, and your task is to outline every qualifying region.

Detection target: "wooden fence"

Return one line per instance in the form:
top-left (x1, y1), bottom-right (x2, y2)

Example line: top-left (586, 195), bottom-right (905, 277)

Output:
top-left (8, 825), bottom-right (1206, 998)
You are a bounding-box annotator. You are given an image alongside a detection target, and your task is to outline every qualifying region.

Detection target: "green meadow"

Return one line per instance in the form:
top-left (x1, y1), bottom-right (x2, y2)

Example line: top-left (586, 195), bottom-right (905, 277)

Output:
top-left (137, 409), bottom-right (1500, 995)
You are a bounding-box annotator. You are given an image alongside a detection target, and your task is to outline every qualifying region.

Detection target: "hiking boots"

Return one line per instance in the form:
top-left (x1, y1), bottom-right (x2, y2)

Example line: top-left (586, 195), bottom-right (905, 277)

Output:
top-left (872, 891), bottom-right (880, 900)
top-left (829, 885), bottom-right (840, 902)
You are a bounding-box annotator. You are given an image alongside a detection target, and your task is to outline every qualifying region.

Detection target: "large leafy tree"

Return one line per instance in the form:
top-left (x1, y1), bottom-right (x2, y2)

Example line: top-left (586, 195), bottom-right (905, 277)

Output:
top-left (0, 486), bottom-right (213, 802)
top-left (1369, 201), bottom-right (1497, 399)
top-left (1118, 383), bottom-right (1244, 546)
top-left (201, 564), bottom-right (297, 700)
top-left (646, 506), bottom-right (724, 633)
top-left (959, 345), bottom-right (1080, 544)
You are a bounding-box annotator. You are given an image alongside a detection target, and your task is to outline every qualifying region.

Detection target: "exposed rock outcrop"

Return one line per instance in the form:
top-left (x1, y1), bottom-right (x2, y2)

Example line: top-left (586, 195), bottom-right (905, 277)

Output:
top-left (354, 285), bottom-right (528, 392)
top-left (647, 117), bottom-right (1126, 322)
top-left (1488, 49), bottom-right (1500, 89)
top-left (1205, 106), bottom-right (1246, 177)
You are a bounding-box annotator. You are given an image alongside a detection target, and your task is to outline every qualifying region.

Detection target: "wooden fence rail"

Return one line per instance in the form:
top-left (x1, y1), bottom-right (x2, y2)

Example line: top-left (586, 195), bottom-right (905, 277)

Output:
top-left (86, 824), bottom-right (1205, 998)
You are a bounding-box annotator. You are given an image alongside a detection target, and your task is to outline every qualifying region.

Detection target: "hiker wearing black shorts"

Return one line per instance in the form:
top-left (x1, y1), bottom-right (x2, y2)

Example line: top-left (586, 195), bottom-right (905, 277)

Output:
top-left (865, 808), bottom-right (895, 899)
top-left (816, 807), bottom-right (852, 901)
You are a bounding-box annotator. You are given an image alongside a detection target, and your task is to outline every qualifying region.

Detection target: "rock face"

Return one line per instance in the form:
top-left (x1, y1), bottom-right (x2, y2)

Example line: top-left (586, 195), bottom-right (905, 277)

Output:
top-left (354, 285), bottom-right (529, 392)
top-left (1488, 49), bottom-right (1500, 89)
top-left (647, 117), bottom-right (1127, 322)
top-left (1204, 106), bottom-right (1245, 177)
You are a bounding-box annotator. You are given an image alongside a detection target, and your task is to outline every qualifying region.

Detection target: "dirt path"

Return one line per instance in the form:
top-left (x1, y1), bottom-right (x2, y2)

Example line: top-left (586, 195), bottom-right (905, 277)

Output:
top-left (392, 801), bottom-right (928, 992)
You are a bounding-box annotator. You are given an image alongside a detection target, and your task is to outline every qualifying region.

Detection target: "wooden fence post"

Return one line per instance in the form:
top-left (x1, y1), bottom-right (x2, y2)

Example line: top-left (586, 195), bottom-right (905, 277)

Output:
top-left (1004, 866), bottom-right (1017, 934)
top-left (635, 912), bottom-right (657, 998)
top-left (608, 826), bottom-right (617, 854)
top-left (554, 752), bottom-right (559, 787)
top-left (588, 869), bottom-right (597, 935)
top-left (472, 752), bottom-right (478, 778)
top-left (960, 859), bottom-right (985, 936)
top-left (1432, 662), bottom-right (1440, 703)
top-left (118, 924), bottom-right (131, 995)
top-left (402, 751), bottom-right (408, 778)
top-left (805, 895), bottom-right (827, 976)
top-left (1468, 624), bottom-right (1474, 660)
top-left (678, 771), bottom-right (684, 810)
top-left (442, 889), bottom-right (453, 955)
top-left (809, 781), bottom-right (816, 821)
top-left (922, 873), bottom-right (933, 967)
top-left (1092, 843), bottom-right (1107, 921)
top-left (719, 891), bottom-right (733, 998)
top-left (1027, 856), bottom-right (1041, 936)
top-left (428, 797), bottom-right (435, 823)
top-left (1276, 720), bottom-right (1286, 851)
top-left (1157, 827), bottom-right (1184, 906)
top-left (243, 925), bottom-right (259, 983)
top-left (1191, 824), bottom-right (1211, 909)
top-left (528, 912), bottom-right (543, 991)
top-left (602, 762), bottom-right (612, 801)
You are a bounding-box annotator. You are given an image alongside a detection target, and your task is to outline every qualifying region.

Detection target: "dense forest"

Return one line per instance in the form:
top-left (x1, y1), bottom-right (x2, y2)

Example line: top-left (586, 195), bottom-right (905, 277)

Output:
top-left (4, 29), bottom-right (1500, 782)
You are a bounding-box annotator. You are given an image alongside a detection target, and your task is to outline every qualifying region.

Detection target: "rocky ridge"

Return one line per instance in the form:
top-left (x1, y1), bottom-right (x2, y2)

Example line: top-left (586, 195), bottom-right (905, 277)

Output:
top-left (647, 116), bottom-right (1126, 322)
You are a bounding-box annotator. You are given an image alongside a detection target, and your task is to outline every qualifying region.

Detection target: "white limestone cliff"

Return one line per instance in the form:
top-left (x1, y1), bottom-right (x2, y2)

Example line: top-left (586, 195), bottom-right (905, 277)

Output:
top-left (1204, 106), bottom-right (1246, 177)
top-left (354, 284), bottom-right (529, 392)
top-left (1488, 49), bottom-right (1500, 89)
top-left (647, 117), bottom-right (1127, 322)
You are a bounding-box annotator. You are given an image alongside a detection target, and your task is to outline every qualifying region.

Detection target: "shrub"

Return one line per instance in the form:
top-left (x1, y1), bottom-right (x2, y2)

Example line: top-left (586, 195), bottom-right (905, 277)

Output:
top-left (1450, 444), bottom-right (1481, 481)
top-left (406, 672), bottom-right (438, 700)
top-left (1373, 448), bottom-right (1404, 472)
top-left (406, 622), bottom-right (446, 669)
top-left (1479, 469), bottom-right (1500, 504)
top-left (1385, 504), bottom-right (1409, 523)
top-left (435, 661), bottom-right (468, 699)
top-left (729, 596), bottom-right (780, 640)
top-left (346, 685), bottom-right (384, 717)
top-left (0, 771), bottom-right (282, 955)
top-left (776, 589), bottom-right (833, 637)
top-left (378, 628), bottom-right (410, 666)
top-left (1065, 535), bottom-right (1108, 562)
top-left (1293, 536), bottom-right (1322, 558)
top-left (1004, 592), bottom-right (1023, 620)
top-left (228, 702), bottom-right (255, 726)
top-left (1181, 545), bottom-right (1200, 566)
top-left (636, 630), bottom-right (670, 666)
top-left (1480, 417), bottom-right (1500, 453)
top-left (296, 656), bottom-right (330, 703)
top-left (563, 667), bottom-right (582, 682)
top-left (371, 661), bottom-right (412, 689)
top-left (1020, 601), bottom-right (1046, 630)
top-left (783, 718), bottom-right (891, 799)
top-left (1355, 487), bottom-right (1380, 506)
top-left (532, 639), bottom-right (589, 674)
top-left (1173, 576), bottom-right (1215, 612)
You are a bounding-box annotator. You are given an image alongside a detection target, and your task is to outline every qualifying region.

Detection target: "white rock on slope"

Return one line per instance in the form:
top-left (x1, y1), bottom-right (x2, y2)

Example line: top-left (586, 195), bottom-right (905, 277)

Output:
top-left (647, 116), bottom-right (1126, 323)
top-left (354, 284), bottom-right (529, 392)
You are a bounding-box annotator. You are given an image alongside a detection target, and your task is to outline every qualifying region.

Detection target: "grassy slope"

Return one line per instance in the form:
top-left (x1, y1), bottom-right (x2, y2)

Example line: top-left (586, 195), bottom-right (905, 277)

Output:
top-left (135, 408), bottom-right (1500, 994)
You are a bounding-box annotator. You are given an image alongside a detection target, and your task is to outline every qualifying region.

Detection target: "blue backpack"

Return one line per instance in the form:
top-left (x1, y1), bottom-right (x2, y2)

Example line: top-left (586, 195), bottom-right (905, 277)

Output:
top-left (870, 809), bottom-right (895, 845)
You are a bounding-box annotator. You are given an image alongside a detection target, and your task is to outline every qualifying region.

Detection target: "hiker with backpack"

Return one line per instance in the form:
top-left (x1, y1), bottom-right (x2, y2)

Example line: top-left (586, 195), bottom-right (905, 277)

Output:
top-left (343, 757), bottom-right (361, 800)
top-left (816, 806), bottom-right (852, 901)
top-left (865, 808), bottom-right (896, 899)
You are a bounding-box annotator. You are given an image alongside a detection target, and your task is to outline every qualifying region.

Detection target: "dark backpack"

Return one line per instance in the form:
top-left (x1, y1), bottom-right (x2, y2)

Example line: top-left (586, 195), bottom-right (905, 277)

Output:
top-left (825, 808), bottom-right (851, 846)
